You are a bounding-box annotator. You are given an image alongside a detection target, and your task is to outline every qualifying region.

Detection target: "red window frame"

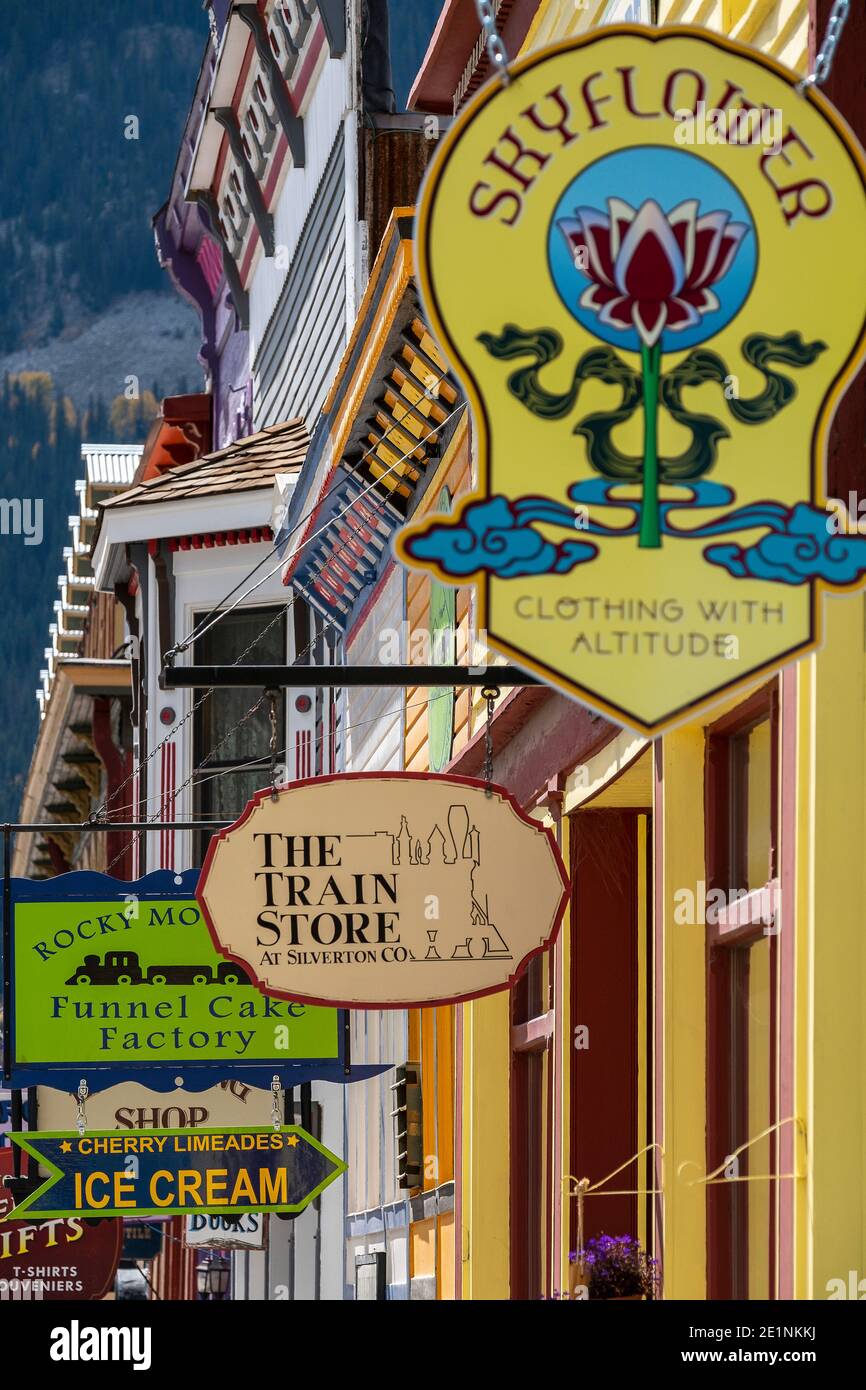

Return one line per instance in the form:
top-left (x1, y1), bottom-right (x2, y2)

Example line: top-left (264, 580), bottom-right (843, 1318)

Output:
top-left (510, 957), bottom-right (551, 1300)
top-left (705, 683), bottom-right (780, 1300)
top-left (568, 812), bottom-right (653, 1271)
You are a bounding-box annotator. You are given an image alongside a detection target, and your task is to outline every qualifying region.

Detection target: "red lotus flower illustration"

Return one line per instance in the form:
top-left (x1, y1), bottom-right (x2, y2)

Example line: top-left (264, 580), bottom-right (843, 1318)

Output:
top-left (558, 197), bottom-right (749, 348)
top-left (557, 197), bottom-right (749, 548)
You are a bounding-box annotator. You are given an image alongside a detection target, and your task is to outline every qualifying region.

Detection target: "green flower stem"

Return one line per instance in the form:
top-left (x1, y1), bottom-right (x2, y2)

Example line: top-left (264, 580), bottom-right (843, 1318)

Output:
top-left (639, 341), bottom-right (662, 550)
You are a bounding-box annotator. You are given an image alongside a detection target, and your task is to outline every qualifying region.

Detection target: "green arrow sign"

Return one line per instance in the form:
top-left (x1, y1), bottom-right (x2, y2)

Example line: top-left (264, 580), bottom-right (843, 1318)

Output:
top-left (6, 1128), bottom-right (346, 1219)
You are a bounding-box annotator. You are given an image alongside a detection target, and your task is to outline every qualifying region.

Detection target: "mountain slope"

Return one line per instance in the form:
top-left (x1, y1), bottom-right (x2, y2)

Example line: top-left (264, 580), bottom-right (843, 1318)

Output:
top-left (0, 4), bottom-right (206, 350)
top-left (0, 0), bottom-right (445, 820)
top-left (0, 1), bottom-right (207, 821)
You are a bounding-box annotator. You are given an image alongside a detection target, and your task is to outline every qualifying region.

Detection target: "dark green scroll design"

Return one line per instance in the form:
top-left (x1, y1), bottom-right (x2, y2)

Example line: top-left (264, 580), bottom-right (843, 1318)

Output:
top-left (727, 332), bottom-right (827, 424)
top-left (478, 324), bottom-right (644, 479)
top-left (479, 325), bottom-right (828, 486)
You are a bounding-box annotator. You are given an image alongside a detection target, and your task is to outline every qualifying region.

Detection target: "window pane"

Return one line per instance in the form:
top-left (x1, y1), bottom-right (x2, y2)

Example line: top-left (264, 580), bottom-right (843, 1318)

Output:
top-left (195, 768), bottom-right (271, 865)
top-left (746, 721), bottom-right (771, 891)
top-left (200, 768), bottom-right (269, 822)
top-left (198, 688), bottom-right (275, 764)
top-left (192, 607), bottom-right (287, 865)
top-left (193, 607), bottom-right (286, 765)
top-left (708, 700), bottom-right (777, 1300)
top-left (197, 606), bottom-right (286, 665)
top-left (746, 936), bottom-right (772, 1299)
top-left (513, 954), bottom-right (545, 1026)
top-left (726, 938), bottom-right (773, 1298)
top-left (729, 716), bottom-right (772, 893)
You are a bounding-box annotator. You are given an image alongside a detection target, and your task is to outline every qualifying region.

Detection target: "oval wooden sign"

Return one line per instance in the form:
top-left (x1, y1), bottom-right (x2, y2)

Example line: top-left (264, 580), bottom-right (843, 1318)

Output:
top-left (197, 773), bottom-right (569, 1007)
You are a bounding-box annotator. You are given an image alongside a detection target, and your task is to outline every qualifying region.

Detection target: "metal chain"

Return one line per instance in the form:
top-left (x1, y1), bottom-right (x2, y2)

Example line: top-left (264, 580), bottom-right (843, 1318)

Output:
top-left (153, 691), bottom-right (270, 812)
top-left (267, 690), bottom-right (280, 802)
top-left (475, 0), bottom-right (510, 84)
top-left (800, 0), bottom-right (851, 89)
top-left (76, 1078), bottom-right (89, 1137)
top-left (103, 689), bottom-right (454, 868)
top-left (481, 685), bottom-right (500, 797)
top-left (271, 1075), bottom-right (282, 1130)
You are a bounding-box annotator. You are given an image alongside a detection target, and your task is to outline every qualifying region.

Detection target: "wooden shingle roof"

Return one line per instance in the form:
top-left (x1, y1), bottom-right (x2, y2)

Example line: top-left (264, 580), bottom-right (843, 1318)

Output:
top-left (101, 420), bottom-right (309, 511)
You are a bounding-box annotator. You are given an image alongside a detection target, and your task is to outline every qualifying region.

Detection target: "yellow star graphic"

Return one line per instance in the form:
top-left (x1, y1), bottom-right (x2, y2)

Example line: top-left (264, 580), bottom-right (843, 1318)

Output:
top-left (286, 1135), bottom-right (299, 1147)
top-left (60, 1141), bottom-right (72, 1154)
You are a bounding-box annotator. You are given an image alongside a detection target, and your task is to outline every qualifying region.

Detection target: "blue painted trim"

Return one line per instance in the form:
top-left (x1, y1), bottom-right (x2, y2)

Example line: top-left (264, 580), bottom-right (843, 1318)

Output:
top-left (11, 868), bottom-right (201, 903)
top-left (9, 1061), bottom-right (392, 1095)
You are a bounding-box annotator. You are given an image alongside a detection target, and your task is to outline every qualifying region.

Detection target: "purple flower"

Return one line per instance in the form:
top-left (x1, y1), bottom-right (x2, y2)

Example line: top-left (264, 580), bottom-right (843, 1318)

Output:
top-left (575, 1234), bottom-right (659, 1300)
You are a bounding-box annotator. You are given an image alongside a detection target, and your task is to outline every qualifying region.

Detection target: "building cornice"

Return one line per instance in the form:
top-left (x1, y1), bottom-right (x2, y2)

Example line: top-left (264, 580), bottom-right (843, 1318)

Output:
top-left (93, 489), bottom-right (278, 591)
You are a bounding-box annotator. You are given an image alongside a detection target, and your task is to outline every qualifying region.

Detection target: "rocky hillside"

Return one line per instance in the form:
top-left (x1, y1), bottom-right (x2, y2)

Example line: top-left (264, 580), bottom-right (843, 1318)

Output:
top-left (0, 0), bottom-right (444, 820)
top-left (0, 4), bottom-right (205, 354)
top-left (0, 1), bottom-right (207, 820)
top-left (0, 292), bottom-right (201, 414)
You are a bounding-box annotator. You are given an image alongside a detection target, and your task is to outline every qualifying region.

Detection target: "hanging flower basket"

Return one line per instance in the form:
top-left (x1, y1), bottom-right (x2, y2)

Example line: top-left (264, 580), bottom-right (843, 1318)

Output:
top-left (578, 1235), bottom-right (659, 1301)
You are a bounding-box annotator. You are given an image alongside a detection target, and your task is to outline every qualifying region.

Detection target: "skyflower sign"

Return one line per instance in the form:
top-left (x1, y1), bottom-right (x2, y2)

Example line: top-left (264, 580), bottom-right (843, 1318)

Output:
top-left (196, 774), bottom-right (569, 1008)
top-left (396, 25), bottom-right (866, 733)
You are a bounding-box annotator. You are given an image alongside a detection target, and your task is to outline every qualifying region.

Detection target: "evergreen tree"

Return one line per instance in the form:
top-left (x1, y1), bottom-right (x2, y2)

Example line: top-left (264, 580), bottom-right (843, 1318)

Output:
top-left (0, 373), bottom-right (81, 819)
top-left (0, 1), bottom-right (206, 348)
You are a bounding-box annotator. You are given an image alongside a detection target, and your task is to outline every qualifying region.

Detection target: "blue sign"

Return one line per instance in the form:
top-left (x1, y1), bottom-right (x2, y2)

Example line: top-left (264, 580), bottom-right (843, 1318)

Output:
top-left (8, 1127), bottom-right (345, 1218)
top-left (122, 1220), bottom-right (164, 1260)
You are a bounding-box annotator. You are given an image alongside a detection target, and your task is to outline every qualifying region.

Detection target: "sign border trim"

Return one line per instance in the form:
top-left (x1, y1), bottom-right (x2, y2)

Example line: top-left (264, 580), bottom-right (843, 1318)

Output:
top-left (195, 771), bottom-right (570, 1010)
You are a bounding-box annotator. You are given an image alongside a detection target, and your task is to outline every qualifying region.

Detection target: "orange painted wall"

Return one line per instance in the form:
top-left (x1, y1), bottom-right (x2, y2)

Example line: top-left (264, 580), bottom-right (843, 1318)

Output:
top-left (405, 418), bottom-right (472, 1300)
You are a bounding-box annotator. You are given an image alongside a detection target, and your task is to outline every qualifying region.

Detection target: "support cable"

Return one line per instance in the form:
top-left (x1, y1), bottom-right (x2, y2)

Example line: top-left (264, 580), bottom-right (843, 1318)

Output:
top-left (166, 370), bottom-right (456, 658)
top-left (173, 400), bottom-right (466, 658)
top-left (799, 0), bottom-right (851, 90)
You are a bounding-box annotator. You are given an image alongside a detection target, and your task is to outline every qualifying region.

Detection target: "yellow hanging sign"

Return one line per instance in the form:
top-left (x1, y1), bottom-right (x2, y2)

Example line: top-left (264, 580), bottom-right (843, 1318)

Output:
top-left (397, 26), bottom-right (866, 733)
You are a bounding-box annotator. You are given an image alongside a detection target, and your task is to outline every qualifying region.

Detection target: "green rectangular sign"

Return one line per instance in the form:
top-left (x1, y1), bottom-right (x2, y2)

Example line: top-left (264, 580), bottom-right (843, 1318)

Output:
top-left (9, 871), bottom-right (339, 1084)
top-left (7, 1127), bottom-right (346, 1219)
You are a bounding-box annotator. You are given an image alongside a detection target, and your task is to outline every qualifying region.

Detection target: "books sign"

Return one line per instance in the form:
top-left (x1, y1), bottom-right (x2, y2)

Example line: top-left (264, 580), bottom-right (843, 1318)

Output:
top-left (197, 773), bottom-right (569, 1008)
top-left (184, 1212), bottom-right (267, 1251)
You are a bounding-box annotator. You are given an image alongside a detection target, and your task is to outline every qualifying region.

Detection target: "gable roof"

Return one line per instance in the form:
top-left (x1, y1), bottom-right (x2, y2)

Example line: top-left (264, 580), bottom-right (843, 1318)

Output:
top-left (100, 420), bottom-right (310, 512)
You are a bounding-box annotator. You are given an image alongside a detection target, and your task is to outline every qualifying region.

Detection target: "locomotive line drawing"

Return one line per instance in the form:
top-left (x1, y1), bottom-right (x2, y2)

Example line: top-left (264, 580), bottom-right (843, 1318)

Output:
top-left (64, 951), bottom-right (253, 987)
top-left (348, 802), bottom-right (511, 961)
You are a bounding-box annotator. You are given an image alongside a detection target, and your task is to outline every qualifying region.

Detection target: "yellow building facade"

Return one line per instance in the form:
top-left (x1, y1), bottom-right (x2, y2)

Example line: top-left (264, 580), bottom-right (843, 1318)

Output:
top-left (427, 0), bottom-right (866, 1301)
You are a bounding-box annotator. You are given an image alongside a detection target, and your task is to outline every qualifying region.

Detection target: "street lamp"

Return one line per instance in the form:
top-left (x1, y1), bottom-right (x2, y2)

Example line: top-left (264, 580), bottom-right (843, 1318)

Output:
top-left (196, 1254), bottom-right (231, 1300)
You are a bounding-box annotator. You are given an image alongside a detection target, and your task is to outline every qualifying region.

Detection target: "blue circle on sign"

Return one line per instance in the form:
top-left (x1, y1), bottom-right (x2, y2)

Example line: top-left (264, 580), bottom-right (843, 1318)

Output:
top-left (548, 145), bottom-right (758, 354)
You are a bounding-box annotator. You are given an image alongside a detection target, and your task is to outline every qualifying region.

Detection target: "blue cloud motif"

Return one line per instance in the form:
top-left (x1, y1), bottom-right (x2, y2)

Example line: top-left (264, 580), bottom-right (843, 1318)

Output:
top-left (705, 503), bottom-right (866, 586)
top-left (403, 495), bottom-right (597, 578)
